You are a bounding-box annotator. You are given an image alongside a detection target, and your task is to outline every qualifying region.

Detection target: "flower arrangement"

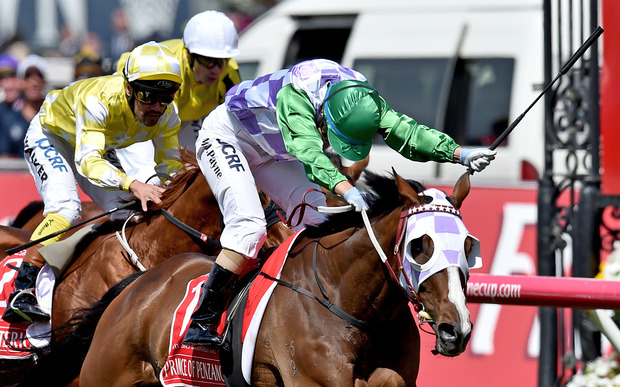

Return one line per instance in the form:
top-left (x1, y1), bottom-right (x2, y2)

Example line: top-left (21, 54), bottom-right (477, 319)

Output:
top-left (566, 241), bottom-right (620, 387)
top-left (566, 355), bottom-right (620, 387)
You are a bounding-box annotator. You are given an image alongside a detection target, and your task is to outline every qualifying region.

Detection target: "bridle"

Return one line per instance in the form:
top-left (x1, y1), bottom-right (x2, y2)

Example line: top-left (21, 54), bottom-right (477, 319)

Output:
top-left (364, 203), bottom-right (463, 322)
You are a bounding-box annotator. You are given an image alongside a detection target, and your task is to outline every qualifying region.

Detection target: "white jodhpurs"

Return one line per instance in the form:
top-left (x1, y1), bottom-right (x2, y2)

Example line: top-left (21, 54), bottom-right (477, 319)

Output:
top-left (24, 115), bottom-right (136, 223)
top-left (195, 104), bottom-right (326, 258)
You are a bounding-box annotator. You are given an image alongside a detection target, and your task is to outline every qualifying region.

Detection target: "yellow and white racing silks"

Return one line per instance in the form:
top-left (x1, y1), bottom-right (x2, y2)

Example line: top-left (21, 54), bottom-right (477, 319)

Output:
top-left (38, 74), bottom-right (183, 192)
top-left (163, 39), bottom-right (241, 121)
top-left (116, 39), bottom-right (241, 122)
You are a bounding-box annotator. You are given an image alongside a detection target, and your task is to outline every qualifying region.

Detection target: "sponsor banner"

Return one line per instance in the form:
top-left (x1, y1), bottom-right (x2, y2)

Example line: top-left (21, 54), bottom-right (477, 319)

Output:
top-left (0, 171), bottom-right (90, 225)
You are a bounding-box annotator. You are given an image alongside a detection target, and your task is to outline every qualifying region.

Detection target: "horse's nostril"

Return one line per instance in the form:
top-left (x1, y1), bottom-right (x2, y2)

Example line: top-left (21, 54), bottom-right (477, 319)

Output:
top-left (438, 323), bottom-right (458, 341)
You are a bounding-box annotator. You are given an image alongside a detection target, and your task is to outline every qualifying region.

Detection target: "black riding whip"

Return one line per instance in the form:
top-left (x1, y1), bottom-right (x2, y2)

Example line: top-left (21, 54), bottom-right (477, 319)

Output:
top-left (6, 199), bottom-right (140, 255)
top-left (488, 26), bottom-right (604, 151)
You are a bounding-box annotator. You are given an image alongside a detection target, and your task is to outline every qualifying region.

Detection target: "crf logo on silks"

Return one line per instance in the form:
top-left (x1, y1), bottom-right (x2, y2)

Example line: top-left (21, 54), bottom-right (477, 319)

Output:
top-left (201, 138), bottom-right (245, 179)
top-left (25, 138), bottom-right (69, 181)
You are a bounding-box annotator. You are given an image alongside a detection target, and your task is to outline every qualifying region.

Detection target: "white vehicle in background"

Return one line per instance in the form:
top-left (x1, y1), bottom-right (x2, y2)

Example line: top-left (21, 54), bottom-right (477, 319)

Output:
top-left (234, 0), bottom-right (544, 184)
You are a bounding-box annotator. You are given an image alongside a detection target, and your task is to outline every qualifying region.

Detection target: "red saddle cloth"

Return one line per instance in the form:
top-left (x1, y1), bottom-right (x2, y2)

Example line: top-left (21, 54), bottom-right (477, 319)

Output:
top-left (160, 230), bottom-right (303, 387)
top-left (0, 251), bottom-right (43, 359)
top-left (160, 273), bottom-right (227, 387)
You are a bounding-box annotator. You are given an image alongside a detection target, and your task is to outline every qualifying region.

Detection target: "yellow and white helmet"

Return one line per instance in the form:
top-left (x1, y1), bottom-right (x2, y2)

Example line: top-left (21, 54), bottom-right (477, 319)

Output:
top-left (123, 41), bottom-right (182, 92)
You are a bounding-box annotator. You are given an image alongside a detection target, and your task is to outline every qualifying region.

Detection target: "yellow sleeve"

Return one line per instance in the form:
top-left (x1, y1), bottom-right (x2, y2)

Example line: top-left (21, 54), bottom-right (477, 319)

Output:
top-left (74, 95), bottom-right (130, 190)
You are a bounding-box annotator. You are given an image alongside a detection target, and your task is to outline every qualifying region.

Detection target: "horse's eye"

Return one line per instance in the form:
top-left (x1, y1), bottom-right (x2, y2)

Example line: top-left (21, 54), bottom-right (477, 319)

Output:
top-left (410, 237), bottom-right (424, 257)
top-left (410, 235), bottom-right (433, 265)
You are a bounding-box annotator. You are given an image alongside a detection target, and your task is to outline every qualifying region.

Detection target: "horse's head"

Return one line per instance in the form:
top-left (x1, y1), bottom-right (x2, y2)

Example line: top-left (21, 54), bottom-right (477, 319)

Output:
top-left (395, 171), bottom-right (479, 357)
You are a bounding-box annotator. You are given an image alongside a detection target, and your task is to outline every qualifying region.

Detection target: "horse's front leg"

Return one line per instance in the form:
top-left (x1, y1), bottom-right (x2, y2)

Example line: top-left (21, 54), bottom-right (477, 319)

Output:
top-left (355, 368), bottom-right (407, 387)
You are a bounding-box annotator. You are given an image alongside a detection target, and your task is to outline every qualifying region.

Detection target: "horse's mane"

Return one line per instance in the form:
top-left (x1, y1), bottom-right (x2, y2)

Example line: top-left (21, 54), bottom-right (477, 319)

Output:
top-left (150, 150), bottom-right (202, 211)
top-left (304, 170), bottom-right (426, 238)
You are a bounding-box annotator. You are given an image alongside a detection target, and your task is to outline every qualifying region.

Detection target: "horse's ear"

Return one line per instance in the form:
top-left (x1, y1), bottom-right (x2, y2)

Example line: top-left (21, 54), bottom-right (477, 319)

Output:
top-left (449, 172), bottom-right (471, 209)
top-left (393, 168), bottom-right (424, 206)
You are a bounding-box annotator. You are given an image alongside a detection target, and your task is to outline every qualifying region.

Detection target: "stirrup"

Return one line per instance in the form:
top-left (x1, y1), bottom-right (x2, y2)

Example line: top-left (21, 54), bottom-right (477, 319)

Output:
top-left (183, 322), bottom-right (223, 346)
top-left (4, 289), bottom-right (49, 323)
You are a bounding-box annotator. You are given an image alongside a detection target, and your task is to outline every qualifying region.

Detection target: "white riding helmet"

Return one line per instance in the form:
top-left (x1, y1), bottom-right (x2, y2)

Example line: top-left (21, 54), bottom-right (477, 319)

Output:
top-left (183, 10), bottom-right (240, 58)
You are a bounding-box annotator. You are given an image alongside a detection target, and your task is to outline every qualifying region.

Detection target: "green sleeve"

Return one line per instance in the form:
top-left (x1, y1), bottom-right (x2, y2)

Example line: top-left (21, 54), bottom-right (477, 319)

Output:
top-left (379, 98), bottom-right (459, 163)
top-left (276, 84), bottom-right (348, 191)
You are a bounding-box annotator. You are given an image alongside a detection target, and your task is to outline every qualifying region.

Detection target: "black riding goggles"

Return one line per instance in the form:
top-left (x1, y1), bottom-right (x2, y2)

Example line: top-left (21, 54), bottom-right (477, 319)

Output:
top-left (134, 89), bottom-right (176, 105)
top-left (192, 55), bottom-right (228, 69)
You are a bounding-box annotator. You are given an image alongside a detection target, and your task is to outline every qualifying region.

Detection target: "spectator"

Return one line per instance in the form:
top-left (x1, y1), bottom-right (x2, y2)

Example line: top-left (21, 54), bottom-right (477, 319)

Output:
top-left (73, 48), bottom-right (104, 80)
top-left (0, 53), bottom-right (27, 158)
top-left (58, 25), bottom-right (81, 57)
top-left (0, 54), bottom-right (20, 104)
top-left (109, 8), bottom-right (135, 65)
top-left (14, 55), bottom-right (47, 124)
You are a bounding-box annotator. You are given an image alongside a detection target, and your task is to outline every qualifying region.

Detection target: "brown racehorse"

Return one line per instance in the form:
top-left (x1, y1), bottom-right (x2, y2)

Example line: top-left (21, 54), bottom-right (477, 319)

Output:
top-left (1, 203), bottom-right (107, 268)
top-left (25, 170), bottom-right (477, 387)
top-left (0, 151), bottom-right (292, 387)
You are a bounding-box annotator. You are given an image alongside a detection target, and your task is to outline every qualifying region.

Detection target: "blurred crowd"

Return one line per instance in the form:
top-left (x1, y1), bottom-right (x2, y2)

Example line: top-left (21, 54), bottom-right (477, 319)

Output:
top-left (0, 5), bottom-right (263, 160)
top-left (0, 8), bottom-right (133, 160)
top-left (0, 53), bottom-right (46, 158)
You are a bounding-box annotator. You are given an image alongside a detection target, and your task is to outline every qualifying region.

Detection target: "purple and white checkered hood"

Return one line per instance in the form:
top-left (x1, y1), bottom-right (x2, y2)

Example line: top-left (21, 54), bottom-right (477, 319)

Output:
top-left (400, 188), bottom-right (481, 294)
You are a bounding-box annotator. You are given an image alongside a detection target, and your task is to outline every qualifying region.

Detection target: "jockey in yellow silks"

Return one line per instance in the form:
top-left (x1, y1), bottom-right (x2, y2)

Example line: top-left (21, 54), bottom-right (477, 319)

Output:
top-left (3, 42), bottom-right (183, 324)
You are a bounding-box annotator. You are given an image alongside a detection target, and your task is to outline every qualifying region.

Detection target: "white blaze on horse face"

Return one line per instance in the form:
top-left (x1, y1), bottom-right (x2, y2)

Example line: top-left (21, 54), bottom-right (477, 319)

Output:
top-left (447, 266), bottom-right (472, 336)
top-left (401, 188), bottom-right (477, 294)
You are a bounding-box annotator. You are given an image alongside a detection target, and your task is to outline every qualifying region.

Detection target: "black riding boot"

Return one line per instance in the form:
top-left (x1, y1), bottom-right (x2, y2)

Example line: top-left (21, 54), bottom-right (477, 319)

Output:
top-left (182, 263), bottom-right (238, 346)
top-left (2, 262), bottom-right (50, 323)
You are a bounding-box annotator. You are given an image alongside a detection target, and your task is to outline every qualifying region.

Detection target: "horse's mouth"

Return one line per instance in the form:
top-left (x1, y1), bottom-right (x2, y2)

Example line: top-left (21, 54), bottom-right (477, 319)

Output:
top-left (429, 321), bottom-right (471, 357)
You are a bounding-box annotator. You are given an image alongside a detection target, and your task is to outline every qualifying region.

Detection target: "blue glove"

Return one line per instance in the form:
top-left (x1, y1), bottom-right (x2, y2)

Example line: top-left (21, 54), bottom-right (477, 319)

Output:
top-left (459, 148), bottom-right (497, 172)
top-left (344, 187), bottom-right (369, 212)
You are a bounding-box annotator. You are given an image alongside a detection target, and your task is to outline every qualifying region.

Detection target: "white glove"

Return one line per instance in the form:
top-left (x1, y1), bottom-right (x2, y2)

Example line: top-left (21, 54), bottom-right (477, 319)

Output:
top-left (343, 187), bottom-right (369, 212)
top-left (459, 148), bottom-right (497, 172)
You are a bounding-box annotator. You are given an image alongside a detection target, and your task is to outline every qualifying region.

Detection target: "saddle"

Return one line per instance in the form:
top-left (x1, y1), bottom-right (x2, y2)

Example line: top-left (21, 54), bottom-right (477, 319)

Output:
top-left (37, 223), bottom-right (104, 278)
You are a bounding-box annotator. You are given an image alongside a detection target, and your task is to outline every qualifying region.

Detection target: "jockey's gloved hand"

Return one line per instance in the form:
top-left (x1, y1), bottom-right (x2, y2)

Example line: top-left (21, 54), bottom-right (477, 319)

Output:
top-left (344, 187), bottom-right (369, 212)
top-left (459, 148), bottom-right (497, 172)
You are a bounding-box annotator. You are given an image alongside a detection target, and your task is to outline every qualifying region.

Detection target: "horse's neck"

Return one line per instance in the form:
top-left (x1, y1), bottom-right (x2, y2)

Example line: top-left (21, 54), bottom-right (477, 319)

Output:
top-left (322, 211), bottom-right (405, 322)
top-left (167, 176), bottom-right (217, 226)
top-left (130, 177), bottom-right (221, 263)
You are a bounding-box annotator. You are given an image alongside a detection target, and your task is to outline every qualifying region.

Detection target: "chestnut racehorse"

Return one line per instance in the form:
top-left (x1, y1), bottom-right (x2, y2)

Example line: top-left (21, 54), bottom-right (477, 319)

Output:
top-left (25, 170), bottom-right (477, 387)
top-left (0, 151), bottom-right (292, 387)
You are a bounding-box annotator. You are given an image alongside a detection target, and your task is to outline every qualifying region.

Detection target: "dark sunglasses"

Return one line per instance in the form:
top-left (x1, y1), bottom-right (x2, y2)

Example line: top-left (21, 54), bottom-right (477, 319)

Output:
top-left (192, 55), bottom-right (227, 69)
top-left (134, 89), bottom-right (175, 105)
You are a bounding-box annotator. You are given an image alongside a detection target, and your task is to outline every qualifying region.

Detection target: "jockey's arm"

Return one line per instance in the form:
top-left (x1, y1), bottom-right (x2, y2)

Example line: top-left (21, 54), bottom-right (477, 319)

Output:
top-left (277, 84), bottom-right (348, 192)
